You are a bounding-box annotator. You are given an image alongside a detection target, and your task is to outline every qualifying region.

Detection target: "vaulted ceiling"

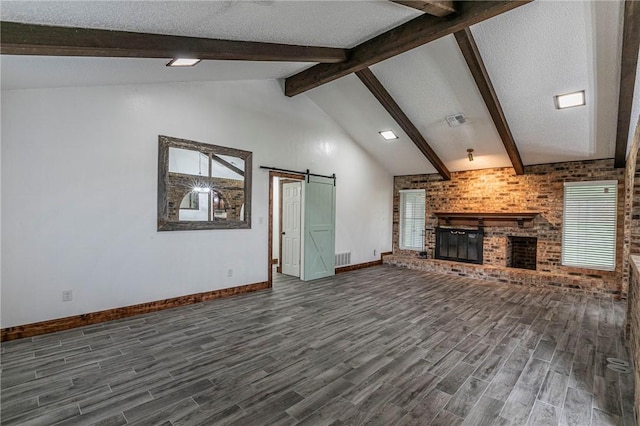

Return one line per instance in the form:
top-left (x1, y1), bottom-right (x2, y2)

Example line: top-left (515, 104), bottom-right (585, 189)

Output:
top-left (2, 1), bottom-right (639, 179)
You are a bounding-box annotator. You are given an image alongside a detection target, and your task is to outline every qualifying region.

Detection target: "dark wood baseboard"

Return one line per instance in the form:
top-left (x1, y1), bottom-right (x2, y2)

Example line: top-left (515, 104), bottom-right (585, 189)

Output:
top-left (1, 281), bottom-right (270, 342)
top-left (335, 252), bottom-right (393, 274)
top-left (336, 259), bottom-right (383, 274)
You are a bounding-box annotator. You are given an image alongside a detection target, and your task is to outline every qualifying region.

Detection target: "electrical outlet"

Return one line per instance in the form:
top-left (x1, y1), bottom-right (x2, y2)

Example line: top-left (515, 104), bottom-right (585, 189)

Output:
top-left (62, 290), bottom-right (73, 302)
top-left (227, 268), bottom-right (233, 277)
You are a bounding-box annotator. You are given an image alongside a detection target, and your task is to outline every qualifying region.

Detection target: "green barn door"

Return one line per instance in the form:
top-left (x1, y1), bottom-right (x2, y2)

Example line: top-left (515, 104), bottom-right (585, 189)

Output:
top-left (303, 175), bottom-right (336, 281)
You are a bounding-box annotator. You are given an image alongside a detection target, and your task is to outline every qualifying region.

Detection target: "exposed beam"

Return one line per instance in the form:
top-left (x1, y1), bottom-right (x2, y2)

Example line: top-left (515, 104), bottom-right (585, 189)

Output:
top-left (285, 1), bottom-right (532, 97)
top-left (454, 28), bottom-right (524, 175)
top-left (614, 1), bottom-right (640, 168)
top-left (212, 154), bottom-right (244, 177)
top-left (355, 68), bottom-right (451, 180)
top-left (0, 21), bottom-right (348, 63)
top-left (390, 1), bottom-right (455, 17)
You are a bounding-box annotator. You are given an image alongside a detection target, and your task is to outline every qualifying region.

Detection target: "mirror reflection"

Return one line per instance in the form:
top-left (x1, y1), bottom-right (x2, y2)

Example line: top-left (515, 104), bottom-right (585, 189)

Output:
top-left (158, 136), bottom-right (252, 231)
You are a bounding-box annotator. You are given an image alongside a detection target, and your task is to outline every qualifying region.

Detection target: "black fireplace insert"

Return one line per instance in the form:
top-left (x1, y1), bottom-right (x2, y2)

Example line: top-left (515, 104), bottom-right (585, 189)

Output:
top-left (435, 227), bottom-right (484, 264)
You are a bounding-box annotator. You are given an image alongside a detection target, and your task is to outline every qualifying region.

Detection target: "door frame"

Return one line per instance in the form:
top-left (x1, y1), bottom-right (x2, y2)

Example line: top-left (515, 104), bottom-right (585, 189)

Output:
top-left (268, 171), bottom-right (305, 285)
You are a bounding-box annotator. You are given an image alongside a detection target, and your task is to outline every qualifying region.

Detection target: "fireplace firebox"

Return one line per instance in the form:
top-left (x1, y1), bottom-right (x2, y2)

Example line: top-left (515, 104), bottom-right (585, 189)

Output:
top-left (435, 227), bottom-right (484, 264)
top-left (507, 236), bottom-right (537, 270)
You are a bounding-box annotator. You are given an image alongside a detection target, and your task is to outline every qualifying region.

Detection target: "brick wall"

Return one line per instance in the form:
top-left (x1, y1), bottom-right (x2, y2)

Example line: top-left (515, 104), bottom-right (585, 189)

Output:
top-left (623, 135), bottom-right (640, 295)
top-left (623, 119), bottom-right (640, 421)
top-left (628, 257), bottom-right (640, 422)
top-left (167, 173), bottom-right (245, 221)
top-left (389, 159), bottom-right (624, 296)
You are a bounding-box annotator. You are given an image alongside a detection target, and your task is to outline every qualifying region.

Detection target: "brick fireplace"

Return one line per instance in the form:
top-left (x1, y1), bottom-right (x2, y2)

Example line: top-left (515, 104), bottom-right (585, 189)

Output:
top-left (387, 159), bottom-right (624, 296)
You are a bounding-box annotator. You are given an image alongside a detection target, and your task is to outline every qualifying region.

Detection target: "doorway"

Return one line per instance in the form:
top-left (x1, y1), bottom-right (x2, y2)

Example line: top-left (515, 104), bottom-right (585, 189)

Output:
top-left (268, 171), bottom-right (336, 284)
top-left (269, 171), bottom-right (304, 284)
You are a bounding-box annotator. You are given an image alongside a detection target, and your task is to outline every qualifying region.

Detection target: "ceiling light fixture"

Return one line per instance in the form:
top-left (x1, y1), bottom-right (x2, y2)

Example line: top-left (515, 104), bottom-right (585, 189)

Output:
top-left (554, 90), bottom-right (585, 109)
top-left (166, 58), bottom-right (202, 67)
top-left (379, 130), bottom-right (398, 141)
top-left (467, 149), bottom-right (474, 162)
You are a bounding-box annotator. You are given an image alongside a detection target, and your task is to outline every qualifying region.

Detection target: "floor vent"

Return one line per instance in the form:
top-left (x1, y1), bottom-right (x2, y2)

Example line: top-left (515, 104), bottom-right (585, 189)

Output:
top-left (335, 252), bottom-right (351, 267)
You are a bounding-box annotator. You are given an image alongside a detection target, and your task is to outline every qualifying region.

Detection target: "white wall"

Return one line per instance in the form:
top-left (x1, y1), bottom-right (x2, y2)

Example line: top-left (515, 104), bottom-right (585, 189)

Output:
top-left (1, 79), bottom-right (393, 328)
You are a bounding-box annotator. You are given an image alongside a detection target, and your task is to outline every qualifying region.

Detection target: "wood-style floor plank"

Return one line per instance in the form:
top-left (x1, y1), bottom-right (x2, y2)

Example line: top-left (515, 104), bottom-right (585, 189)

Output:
top-left (0, 265), bottom-right (634, 425)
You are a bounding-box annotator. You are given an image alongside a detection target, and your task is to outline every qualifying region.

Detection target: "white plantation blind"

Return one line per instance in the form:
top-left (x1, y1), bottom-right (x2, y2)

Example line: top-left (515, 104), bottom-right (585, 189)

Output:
top-left (400, 189), bottom-right (425, 251)
top-left (562, 180), bottom-right (618, 271)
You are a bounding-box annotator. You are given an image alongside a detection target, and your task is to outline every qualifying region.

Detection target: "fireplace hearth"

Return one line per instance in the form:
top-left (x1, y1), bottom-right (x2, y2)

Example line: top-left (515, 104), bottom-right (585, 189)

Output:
top-left (435, 227), bottom-right (483, 265)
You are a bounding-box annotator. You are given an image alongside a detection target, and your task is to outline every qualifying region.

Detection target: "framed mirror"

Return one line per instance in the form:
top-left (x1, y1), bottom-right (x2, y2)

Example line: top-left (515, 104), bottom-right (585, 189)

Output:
top-left (158, 135), bottom-right (252, 231)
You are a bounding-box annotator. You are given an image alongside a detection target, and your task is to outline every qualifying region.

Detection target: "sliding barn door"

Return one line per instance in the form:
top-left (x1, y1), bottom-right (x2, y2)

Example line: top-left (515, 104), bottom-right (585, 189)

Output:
top-left (303, 176), bottom-right (335, 281)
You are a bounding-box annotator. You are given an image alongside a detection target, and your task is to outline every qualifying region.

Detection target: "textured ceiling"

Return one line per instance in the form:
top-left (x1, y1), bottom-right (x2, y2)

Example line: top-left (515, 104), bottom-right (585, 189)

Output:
top-left (307, 74), bottom-right (437, 176)
top-left (0, 1), bottom-right (420, 48)
top-left (1, 0), bottom-right (637, 173)
top-left (471, 0), bottom-right (622, 165)
top-left (0, 56), bottom-right (312, 90)
top-left (370, 35), bottom-right (514, 172)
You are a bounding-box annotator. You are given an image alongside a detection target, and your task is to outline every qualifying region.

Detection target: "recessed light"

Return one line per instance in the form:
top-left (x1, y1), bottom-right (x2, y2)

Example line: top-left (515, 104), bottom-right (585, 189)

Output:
top-left (166, 58), bottom-right (202, 67)
top-left (379, 130), bottom-right (398, 140)
top-left (555, 90), bottom-right (585, 109)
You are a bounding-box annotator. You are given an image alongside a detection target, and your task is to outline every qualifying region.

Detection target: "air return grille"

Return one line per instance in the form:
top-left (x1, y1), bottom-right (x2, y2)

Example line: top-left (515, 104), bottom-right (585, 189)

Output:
top-left (446, 113), bottom-right (467, 127)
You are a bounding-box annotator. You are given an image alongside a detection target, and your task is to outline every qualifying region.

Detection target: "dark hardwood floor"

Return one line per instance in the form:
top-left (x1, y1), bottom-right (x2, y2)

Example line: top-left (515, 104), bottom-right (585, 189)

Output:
top-left (0, 265), bottom-right (635, 425)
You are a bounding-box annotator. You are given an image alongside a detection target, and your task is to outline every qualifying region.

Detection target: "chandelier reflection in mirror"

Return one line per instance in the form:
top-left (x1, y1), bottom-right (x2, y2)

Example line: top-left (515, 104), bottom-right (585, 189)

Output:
top-left (158, 135), bottom-right (252, 231)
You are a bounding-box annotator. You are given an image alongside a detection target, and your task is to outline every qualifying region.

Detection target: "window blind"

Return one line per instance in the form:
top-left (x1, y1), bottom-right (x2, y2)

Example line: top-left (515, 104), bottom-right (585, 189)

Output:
top-left (400, 189), bottom-right (425, 251)
top-left (562, 180), bottom-right (617, 271)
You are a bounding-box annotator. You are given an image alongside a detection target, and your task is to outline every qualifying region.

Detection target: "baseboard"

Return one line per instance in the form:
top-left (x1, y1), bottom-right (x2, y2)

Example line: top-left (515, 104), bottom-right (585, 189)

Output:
top-left (1, 281), bottom-right (271, 342)
top-left (334, 252), bottom-right (392, 274)
top-left (335, 259), bottom-right (383, 274)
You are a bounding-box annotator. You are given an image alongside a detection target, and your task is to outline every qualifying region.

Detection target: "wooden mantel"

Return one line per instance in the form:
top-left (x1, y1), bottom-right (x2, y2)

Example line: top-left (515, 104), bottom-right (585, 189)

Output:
top-left (434, 212), bottom-right (539, 228)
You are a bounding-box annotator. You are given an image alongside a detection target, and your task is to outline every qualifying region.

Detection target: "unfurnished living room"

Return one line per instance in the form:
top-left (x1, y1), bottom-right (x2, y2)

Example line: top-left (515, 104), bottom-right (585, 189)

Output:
top-left (1, 1), bottom-right (640, 425)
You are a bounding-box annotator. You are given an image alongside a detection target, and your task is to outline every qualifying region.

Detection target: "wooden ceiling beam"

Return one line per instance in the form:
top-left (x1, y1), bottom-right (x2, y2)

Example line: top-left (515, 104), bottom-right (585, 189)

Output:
top-left (390, 1), bottom-right (456, 17)
top-left (356, 68), bottom-right (451, 180)
top-left (212, 154), bottom-right (244, 177)
top-left (454, 28), bottom-right (524, 175)
top-left (614, 1), bottom-right (640, 168)
top-left (0, 21), bottom-right (348, 63)
top-left (285, 1), bottom-right (532, 97)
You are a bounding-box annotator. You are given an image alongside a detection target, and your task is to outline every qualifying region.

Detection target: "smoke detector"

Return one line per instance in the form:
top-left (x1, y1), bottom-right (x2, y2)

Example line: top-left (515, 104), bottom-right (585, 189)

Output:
top-left (446, 113), bottom-right (467, 127)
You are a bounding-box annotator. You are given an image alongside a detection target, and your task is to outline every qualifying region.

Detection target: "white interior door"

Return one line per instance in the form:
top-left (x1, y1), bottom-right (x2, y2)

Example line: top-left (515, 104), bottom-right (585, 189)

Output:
top-left (281, 181), bottom-right (301, 277)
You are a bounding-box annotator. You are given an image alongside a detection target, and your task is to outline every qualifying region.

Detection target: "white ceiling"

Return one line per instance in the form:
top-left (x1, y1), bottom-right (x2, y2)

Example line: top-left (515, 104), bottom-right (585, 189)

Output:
top-left (1, 0), bottom-right (638, 174)
top-left (0, 1), bottom-right (421, 48)
top-left (308, 73), bottom-right (438, 176)
top-left (471, 0), bottom-right (622, 165)
top-left (0, 56), bottom-right (313, 90)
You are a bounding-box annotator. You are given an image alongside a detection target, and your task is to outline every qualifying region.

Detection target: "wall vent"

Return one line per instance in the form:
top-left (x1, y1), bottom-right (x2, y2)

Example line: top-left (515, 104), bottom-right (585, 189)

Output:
top-left (335, 252), bottom-right (351, 267)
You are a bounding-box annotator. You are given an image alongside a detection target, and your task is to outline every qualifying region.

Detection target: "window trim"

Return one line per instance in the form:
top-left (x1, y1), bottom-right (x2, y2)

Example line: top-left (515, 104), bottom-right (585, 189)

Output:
top-left (561, 180), bottom-right (618, 271)
top-left (399, 189), bottom-right (426, 251)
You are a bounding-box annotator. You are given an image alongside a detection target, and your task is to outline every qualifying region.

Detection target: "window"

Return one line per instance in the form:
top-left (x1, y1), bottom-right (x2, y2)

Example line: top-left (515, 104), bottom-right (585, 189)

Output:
top-left (400, 189), bottom-right (425, 251)
top-left (562, 180), bottom-right (617, 271)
